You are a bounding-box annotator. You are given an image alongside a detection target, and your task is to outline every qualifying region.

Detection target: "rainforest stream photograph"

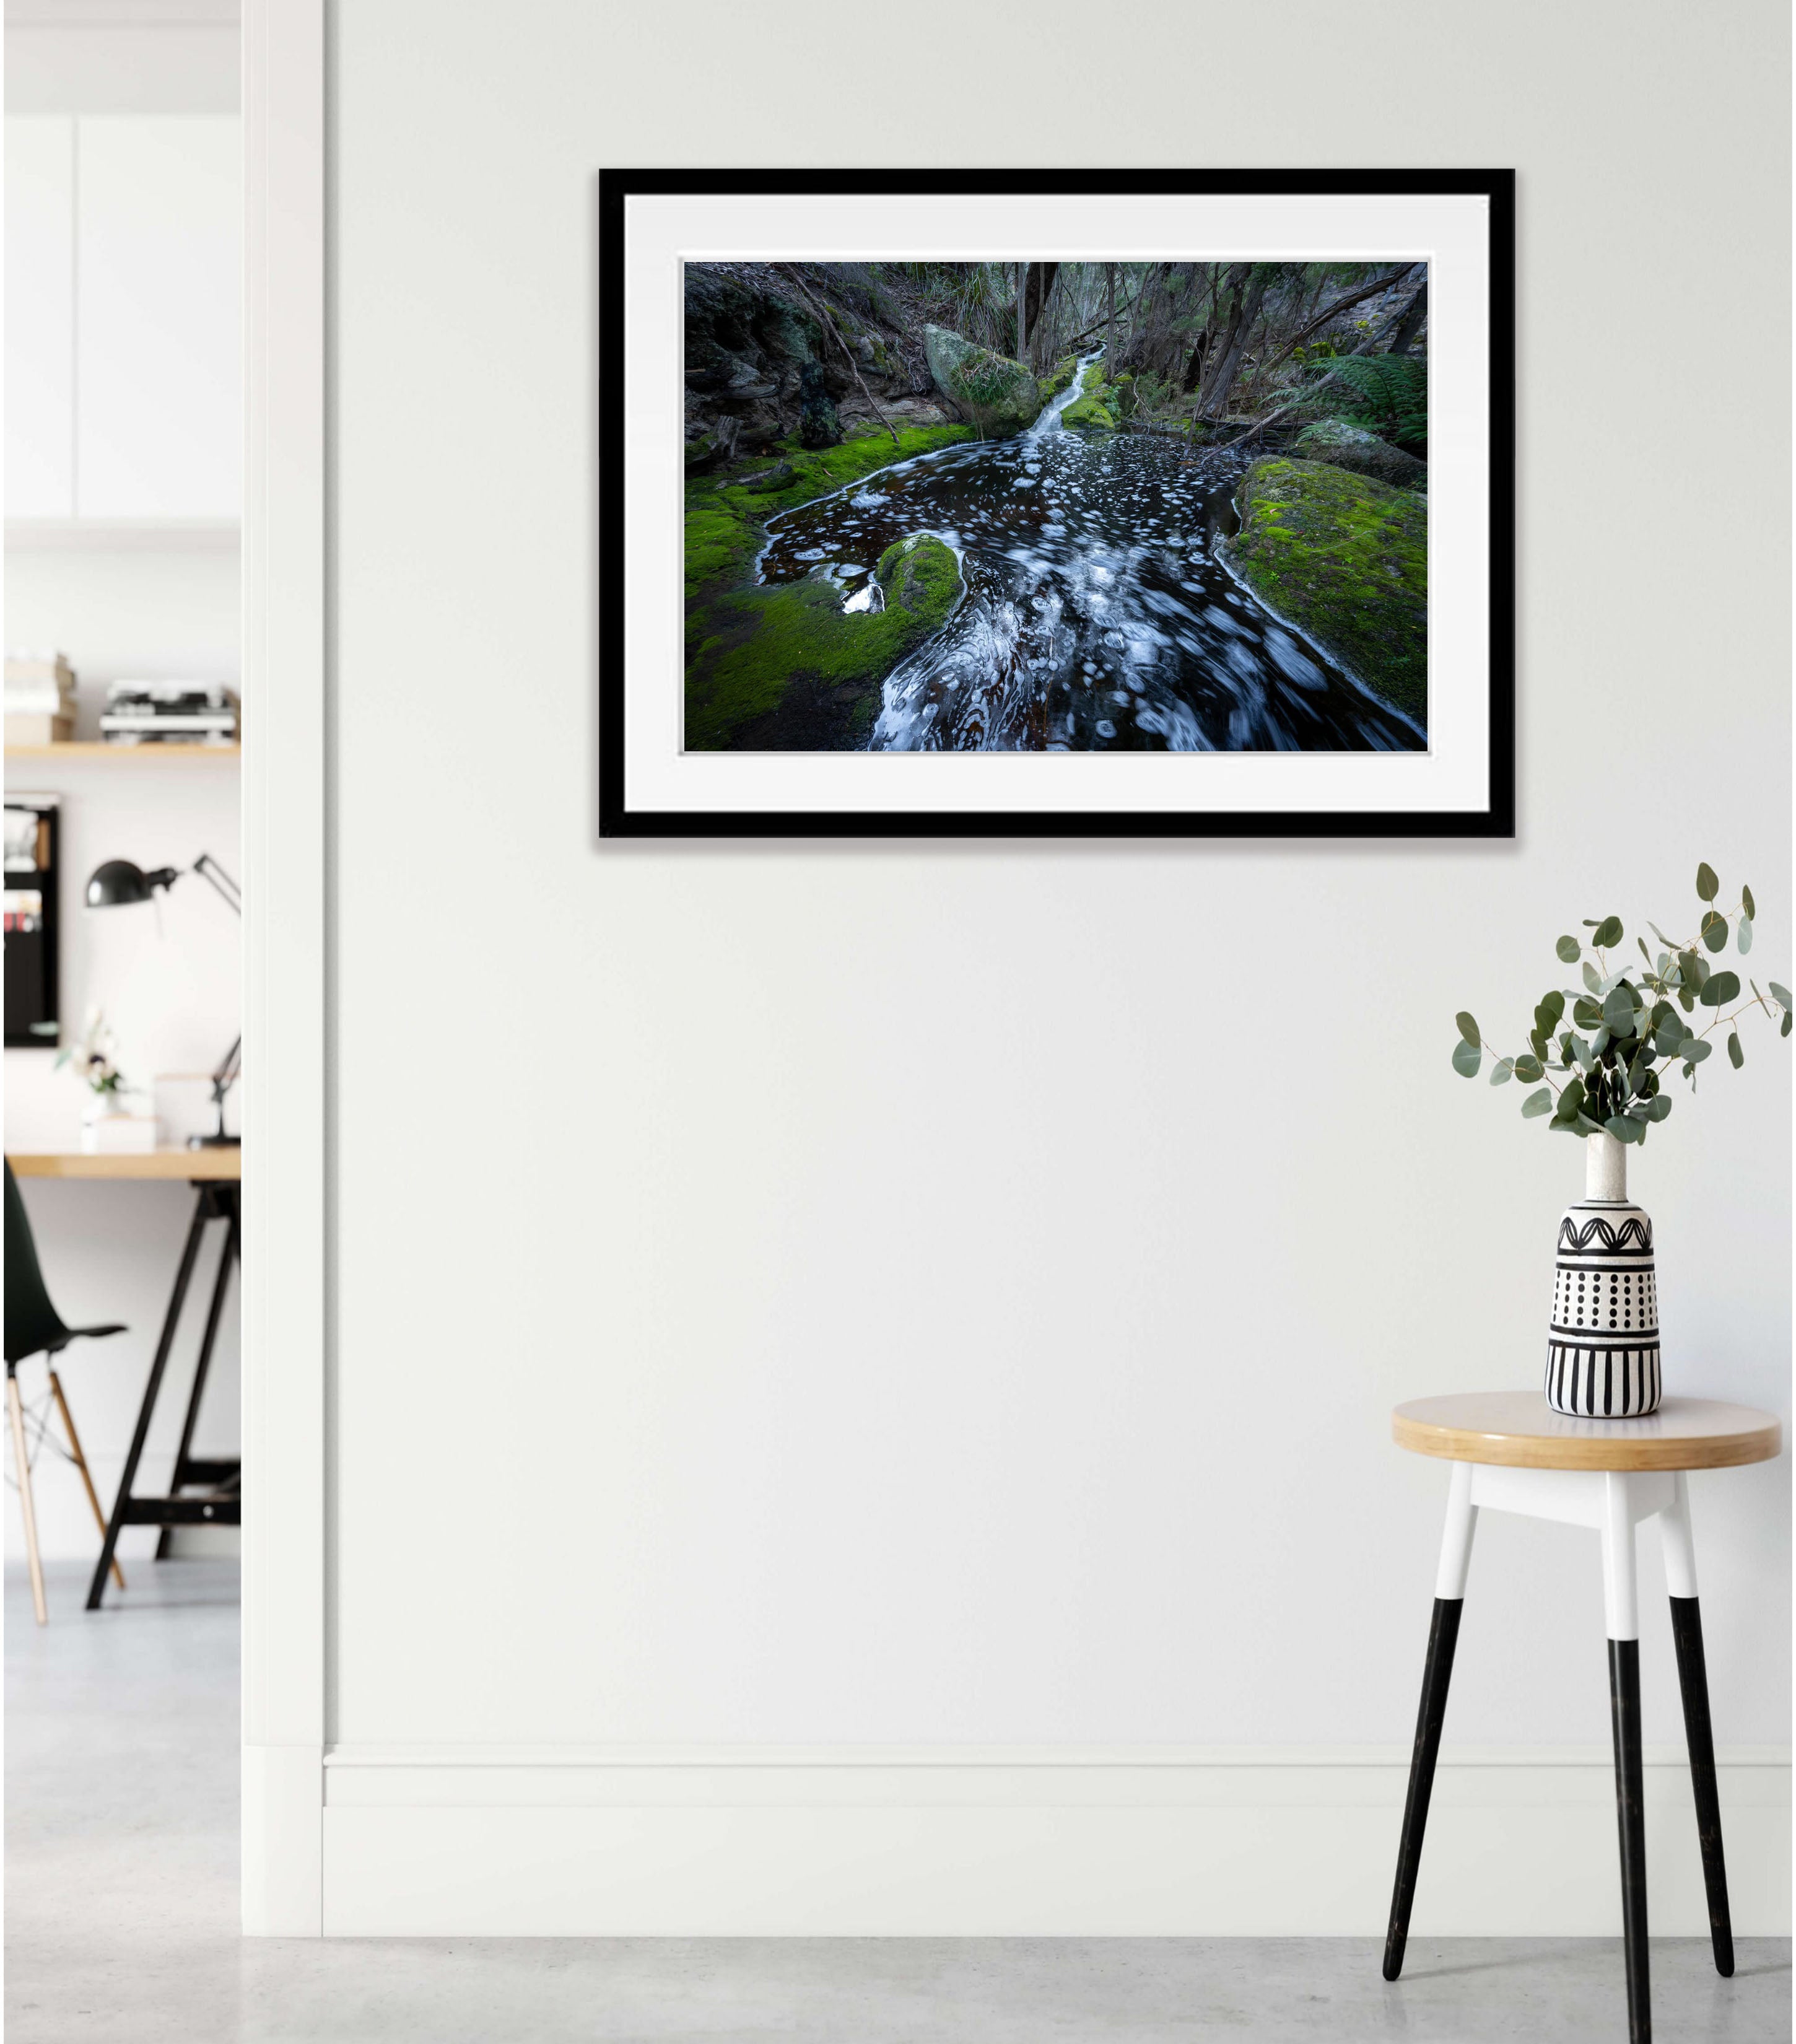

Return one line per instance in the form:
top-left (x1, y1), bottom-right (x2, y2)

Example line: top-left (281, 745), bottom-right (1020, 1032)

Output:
top-left (683, 260), bottom-right (1430, 754)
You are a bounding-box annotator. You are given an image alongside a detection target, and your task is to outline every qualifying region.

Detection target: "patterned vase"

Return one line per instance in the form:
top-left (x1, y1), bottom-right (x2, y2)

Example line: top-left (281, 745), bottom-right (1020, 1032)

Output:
top-left (1546, 1132), bottom-right (1660, 1417)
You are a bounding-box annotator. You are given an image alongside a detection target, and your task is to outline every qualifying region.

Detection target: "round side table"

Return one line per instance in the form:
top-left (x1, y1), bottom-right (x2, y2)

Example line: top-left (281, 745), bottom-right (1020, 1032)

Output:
top-left (1385, 1391), bottom-right (1781, 2044)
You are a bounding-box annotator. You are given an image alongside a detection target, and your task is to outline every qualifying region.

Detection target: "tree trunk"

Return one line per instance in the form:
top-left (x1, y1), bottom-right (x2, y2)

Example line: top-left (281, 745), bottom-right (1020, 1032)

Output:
top-left (1105, 263), bottom-right (1117, 369)
top-left (1388, 281), bottom-right (1428, 356)
top-left (1016, 262), bottom-right (1026, 358)
top-left (1195, 265), bottom-right (1271, 420)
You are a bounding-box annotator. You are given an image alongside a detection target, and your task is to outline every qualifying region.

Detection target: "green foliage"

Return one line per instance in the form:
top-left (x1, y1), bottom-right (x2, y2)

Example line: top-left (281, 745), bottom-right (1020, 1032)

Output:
top-left (1454, 865), bottom-right (1791, 1144)
top-left (1288, 354), bottom-right (1428, 448)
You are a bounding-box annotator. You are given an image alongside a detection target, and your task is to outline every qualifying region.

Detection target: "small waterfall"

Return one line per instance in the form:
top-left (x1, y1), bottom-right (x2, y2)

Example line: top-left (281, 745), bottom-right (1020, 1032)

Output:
top-left (1024, 350), bottom-right (1102, 441)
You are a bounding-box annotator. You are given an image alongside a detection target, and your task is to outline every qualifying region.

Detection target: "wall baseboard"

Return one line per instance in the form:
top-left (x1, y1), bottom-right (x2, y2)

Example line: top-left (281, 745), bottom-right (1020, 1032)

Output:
top-left (319, 1745), bottom-right (1790, 1937)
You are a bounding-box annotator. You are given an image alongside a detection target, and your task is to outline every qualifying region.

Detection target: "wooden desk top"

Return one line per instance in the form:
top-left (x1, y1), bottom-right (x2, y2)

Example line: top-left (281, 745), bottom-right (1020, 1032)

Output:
top-left (1393, 1392), bottom-right (1781, 1473)
top-left (6, 1148), bottom-right (242, 1182)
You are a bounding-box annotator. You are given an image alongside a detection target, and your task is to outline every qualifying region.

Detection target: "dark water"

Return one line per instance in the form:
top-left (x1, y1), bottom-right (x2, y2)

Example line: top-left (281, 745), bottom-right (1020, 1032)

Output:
top-left (757, 359), bottom-right (1423, 753)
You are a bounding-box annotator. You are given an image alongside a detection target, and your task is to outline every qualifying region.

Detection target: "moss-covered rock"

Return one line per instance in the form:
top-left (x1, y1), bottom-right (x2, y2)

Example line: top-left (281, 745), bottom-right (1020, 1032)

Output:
top-left (1292, 419), bottom-right (1428, 492)
top-left (1061, 359), bottom-right (1119, 431)
top-left (686, 533), bottom-right (961, 751)
top-left (923, 325), bottom-right (1042, 439)
top-left (1037, 356), bottom-right (1079, 405)
top-left (1226, 457), bottom-right (1428, 725)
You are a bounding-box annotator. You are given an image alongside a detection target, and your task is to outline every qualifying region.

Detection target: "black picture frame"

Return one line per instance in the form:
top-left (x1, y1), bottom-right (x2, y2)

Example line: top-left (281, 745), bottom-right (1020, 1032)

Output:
top-left (600, 167), bottom-right (1514, 839)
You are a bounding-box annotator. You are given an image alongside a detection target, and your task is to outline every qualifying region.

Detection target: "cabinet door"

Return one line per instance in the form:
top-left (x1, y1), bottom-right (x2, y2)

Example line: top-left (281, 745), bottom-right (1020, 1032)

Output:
top-left (6, 118), bottom-right (76, 518)
top-left (76, 116), bottom-right (241, 518)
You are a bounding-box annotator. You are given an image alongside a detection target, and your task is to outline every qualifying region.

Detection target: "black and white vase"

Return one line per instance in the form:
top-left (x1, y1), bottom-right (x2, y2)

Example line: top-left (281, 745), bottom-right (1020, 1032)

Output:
top-left (1546, 1131), bottom-right (1661, 1418)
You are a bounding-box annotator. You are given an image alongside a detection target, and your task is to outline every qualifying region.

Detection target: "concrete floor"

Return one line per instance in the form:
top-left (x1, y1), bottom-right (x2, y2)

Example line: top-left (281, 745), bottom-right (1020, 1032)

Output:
top-left (6, 1560), bottom-right (1790, 2043)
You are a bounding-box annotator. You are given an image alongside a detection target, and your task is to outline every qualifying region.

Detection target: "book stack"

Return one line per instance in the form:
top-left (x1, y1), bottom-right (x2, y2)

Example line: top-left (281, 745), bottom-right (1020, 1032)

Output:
top-left (4, 652), bottom-right (76, 745)
top-left (100, 681), bottom-right (239, 746)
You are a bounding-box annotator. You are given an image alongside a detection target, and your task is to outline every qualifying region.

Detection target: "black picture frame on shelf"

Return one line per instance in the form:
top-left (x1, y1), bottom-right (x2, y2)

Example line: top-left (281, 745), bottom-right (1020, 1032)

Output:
top-left (4, 795), bottom-right (61, 1048)
top-left (599, 167), bottom-right (1514, 839)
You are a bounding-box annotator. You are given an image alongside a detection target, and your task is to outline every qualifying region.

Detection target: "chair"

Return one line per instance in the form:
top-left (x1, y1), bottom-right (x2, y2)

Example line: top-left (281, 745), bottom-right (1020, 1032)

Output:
top-left (4, 1162), bottom-right (128, 1623)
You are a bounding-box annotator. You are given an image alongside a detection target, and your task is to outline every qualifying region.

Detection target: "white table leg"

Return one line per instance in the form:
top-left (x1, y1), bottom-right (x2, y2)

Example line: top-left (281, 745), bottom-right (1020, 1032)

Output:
top-left (1660, 1472), bottom-right (1733, 1976)
top-left (1385, 1460), bottom-right (1477, 1980)
top-left (1602, 1472), bottom-right (1650, 2040)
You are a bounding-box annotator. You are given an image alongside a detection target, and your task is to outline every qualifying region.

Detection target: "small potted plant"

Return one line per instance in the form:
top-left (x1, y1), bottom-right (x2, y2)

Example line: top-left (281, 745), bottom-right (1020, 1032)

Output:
top-left (57, 1010), bottom-right (151, 1153)
top-left (1454, 865), bottom-right (1789, 1417)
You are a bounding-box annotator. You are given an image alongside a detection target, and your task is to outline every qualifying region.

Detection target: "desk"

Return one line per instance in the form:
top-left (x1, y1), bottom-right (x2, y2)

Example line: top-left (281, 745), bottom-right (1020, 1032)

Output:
top-left (7, 1149), bottom-right (242, 1608)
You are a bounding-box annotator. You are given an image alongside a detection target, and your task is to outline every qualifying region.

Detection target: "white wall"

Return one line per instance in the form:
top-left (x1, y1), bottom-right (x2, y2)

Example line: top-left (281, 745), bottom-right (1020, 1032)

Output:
top-left (326, 0), bottom-right (1790, 1931)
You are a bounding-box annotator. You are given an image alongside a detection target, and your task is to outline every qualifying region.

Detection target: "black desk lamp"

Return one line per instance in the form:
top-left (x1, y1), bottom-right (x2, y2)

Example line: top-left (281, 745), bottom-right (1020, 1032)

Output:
top-left (85, 854), bottom-right (241, 1150)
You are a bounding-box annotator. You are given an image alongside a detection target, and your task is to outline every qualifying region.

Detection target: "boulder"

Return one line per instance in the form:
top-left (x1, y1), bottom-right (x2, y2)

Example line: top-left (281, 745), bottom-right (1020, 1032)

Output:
top-left (874, 533), bottom-right (961, 622)
top-left (923, 325), bottom-right (1042, 439)
top-left (1291, 419), bottom-right (1428, 492)
top-left (796, 360), bottom-right (841, 449)
top-left (1226, 458), bottom-right (1428, 726)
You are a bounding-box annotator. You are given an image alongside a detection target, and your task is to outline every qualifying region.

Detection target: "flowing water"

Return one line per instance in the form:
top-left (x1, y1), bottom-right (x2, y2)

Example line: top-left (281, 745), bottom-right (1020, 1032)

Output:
top-left (757, 357), bottom-right (1423, 753)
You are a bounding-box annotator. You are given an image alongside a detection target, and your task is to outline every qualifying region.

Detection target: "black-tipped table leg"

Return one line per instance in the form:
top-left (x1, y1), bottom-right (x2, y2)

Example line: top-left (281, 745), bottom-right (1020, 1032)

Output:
top-left (1608, 1637), bottom-right (1650, 2043)
top-left (1668, 1595), bottom-right (1733, 1976)
top-left (1384, 1595), bottom-right (1464, 1980)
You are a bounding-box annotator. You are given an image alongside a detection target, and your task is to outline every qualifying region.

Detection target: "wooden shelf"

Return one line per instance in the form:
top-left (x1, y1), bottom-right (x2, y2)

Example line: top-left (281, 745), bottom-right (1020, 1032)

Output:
top-left (5, 742), bottom-right (239, 762)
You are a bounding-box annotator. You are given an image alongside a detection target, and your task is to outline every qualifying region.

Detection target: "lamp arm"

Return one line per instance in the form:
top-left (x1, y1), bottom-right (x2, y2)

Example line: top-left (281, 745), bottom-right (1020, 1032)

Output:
top-left (189, 852), bottom-right (242, 916)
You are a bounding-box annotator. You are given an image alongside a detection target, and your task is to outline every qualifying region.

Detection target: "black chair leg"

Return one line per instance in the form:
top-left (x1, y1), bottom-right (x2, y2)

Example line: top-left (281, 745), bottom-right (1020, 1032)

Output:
top-left (1609, 1637), bottom-right (1651, 2044)
top-left (1668, 1595), bottom-right (1733, 1976)
top-left (1383, 1595), bottom-right (1463, 1981)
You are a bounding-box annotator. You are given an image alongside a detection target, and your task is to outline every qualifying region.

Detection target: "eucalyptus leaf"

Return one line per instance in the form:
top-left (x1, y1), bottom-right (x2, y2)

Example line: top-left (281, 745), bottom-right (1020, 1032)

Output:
top-left (1452, 1039), bottom-right (1481, 1078)
top-left (1520, 1087), bottom-right (1554, 1119)
top-left (1684, 1036), bottom-right (1713, 1065)
top-left (1701, 910), bottom-right (1728, 953)
top-left (1576, 1114), bottom-right (1608, 1137)
top-left (1699, 970), bottom-right (1740, 1008)
top-left (1582, 961), bottom-right (1603, 995)
top-left (1573, 997), bottom-right (1603, 1029)
top-left (1743, 884), bottom-right (1756, 920)
top-left (1728, 1031), bottom-right (1743, 1069)
top-left (1738, 916), bottom-right (1753, 954)
top-left (1593, 915), bottom-right (1623, 949)
top-left (1560, 1076), bottom-right (1587, 1117)
top-left (1769, 982), bottom-right (1793, 1009)
top-left (1649, 922), bottom-right (1676, 948)
top-left (1645, 1094), bottom-right (1673, 1122)
top-left (1514, 1054), bottom-right (1544, 1083)
top-left (1605, 1115), bottom-right (1646, 1145)
top-left (1654, 1013), bottom-right (1686, 1055)
top-left (1784, 1011), bottom-right (1792, 1039)
top-left (1697, 862), bottom-right (1719, 902)
top-left (1555, 935), bottom-right (1580, 964)
top-left (1455, 1011), bottom-right (1481, 1047)
top-left (1602, 987), bottom-right (1637, 1036)
top-left (1490, 1058), bottom-right (1514, 1086)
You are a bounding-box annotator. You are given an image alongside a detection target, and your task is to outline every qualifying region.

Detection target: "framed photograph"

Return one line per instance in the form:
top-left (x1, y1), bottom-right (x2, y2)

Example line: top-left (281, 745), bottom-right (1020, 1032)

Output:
top-left (599, 169), bottom-right (1512, 838)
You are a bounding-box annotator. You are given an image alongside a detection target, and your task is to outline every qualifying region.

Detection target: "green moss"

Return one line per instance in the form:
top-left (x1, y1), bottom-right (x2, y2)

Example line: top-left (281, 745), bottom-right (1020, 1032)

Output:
top-left (1060, 396), bottom-right (1117, 429)
top-left (684, 428), bottom-right (973, 746)
top-left (1060, 357), bottom-right (1120, 430)
top-left (1226, 456), bottom-right (1428, 725)
top-left (1038, 357), bottom-right (1079, 403)
top-left (683, 498), bottom-right (758, 601)
top-left (686, 534), bottom-right (961, 750)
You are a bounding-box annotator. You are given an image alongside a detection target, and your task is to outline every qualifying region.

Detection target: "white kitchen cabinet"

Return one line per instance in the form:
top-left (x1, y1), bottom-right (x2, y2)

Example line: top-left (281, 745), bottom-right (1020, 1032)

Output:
top-left (75, 116), bottom-right (240, 518)
top-left (6, 118), bottom-right (77, 518)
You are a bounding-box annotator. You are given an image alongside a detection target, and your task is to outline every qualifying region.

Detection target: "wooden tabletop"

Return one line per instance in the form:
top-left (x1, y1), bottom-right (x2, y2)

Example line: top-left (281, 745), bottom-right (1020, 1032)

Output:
top-left (1393, 1391), bottom-right (1781, 1472)
top-left (6, 1148), bottom-right (242, 1182)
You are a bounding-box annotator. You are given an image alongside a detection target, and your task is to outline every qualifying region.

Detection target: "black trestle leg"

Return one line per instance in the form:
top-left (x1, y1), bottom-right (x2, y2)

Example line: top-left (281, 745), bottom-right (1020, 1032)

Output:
top-left (1609, 1638), bottom-right (1651, 2044)
top-left (1668, 1596), bottom-right (1733, 1977)
top-left (1383, 1595), bottom-right (1463, 1981)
